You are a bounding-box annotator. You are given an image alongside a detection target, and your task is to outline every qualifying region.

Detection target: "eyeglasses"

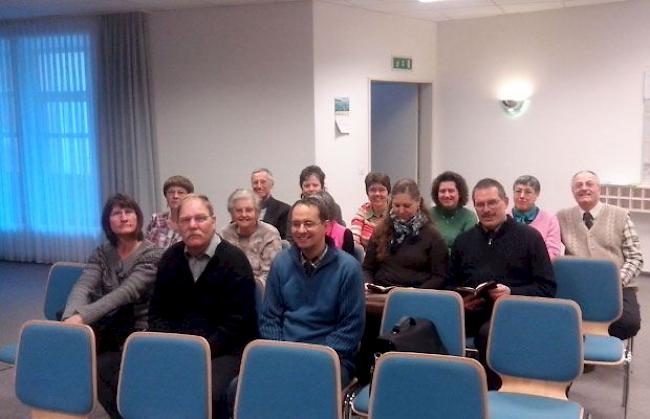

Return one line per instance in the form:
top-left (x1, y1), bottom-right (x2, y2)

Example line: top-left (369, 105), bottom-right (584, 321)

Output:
top-left (179, 215), bottom-right (212, 225)
top-left (110, 208), bottom-right (136, 218)
top-left (290, 221), bottom-right (322, 230)
top-left (474, 199), bottom-right (502, 210)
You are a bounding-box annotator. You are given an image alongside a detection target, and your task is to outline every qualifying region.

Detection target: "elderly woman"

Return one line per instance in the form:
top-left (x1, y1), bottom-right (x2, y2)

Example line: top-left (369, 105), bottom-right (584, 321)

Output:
top-left (430, 171), bottom-right (477, 249)
top-left (364, 179), bottom-right (449, 289)
top-left (350, 172), bottom-right (391, 250)
top-left (512, 175), bottom-right (561, 258)
top-left (145, 175), bottom-right (194, 248)
top-left (62, 193), bottom-right (162, 418)
top-left (221, 188), bottom-right (282, 288)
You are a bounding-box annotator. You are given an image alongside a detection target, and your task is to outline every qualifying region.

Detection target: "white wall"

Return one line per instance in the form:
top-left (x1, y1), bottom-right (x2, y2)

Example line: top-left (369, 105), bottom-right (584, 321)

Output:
top-left (148, 1), bottom-right (314, 223)
top-left (313, 1), bottom-right (437, 224)
top-left (435, 0), bottom-right (650, 214)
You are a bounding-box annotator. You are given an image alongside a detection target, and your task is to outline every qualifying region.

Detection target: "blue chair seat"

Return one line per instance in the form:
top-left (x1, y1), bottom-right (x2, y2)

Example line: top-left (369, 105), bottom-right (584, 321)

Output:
top-left (351, 385), bottom-right (370, 414)
top-left (489, 392), bottom-right (583, 419)
top-left (584, 335), bottom-right (624, 363)
top-left (0, 343), bottom-right (17, 364)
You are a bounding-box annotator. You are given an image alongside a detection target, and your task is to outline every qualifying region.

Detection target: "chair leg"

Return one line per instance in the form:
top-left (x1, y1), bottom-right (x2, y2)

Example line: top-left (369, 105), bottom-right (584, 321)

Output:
top-left (622, 337), bottom-right (633, 419)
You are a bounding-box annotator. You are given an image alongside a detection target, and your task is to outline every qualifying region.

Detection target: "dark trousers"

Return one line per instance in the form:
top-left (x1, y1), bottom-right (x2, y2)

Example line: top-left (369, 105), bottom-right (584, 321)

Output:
top-left (212, 354), bottom-right (242, 419)
top-left (97, 351), bottom-right (123, 419)
top-left (466, 307), bottom-right (501, 391)
top-left (609, 287), bottom-right (641, 340)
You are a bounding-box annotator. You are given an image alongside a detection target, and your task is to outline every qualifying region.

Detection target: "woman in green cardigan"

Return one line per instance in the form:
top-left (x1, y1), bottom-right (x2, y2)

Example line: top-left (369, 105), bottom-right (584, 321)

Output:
top-left (430, 171), bottom-right (477, 249)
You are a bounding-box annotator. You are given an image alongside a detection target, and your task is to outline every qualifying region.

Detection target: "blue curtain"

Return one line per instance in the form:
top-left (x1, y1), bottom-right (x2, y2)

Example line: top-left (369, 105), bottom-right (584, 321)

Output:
top-left (0, 17), bottom-right (102, 262)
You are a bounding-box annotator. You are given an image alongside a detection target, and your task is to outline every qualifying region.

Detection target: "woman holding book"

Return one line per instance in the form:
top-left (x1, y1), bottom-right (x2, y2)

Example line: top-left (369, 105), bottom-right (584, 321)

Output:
top-left (363, 178), bottom-right (449, 289)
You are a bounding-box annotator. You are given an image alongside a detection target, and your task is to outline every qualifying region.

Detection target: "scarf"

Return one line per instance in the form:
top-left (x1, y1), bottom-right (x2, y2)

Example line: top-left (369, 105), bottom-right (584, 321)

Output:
top-left (390, 212), bottom-right (426, 252)
top-left (512, 206), bottom-right (539, 225)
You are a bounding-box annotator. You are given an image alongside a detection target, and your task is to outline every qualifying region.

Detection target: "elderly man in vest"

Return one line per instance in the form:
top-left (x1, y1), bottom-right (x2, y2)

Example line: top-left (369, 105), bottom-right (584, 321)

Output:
top-left (557, 170), bottom-right (643, 340)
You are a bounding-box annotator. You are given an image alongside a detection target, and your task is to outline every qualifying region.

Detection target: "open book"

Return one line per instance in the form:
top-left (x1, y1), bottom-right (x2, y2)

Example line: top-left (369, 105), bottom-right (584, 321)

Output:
top-left (453, 280), bottom-right (497, 298)
top-left (366, 283), bottom-right (397, 294)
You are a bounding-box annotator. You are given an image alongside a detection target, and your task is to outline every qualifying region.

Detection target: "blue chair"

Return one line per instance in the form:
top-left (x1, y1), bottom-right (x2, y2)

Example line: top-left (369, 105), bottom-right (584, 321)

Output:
top-left (487, 296), bottom-right (585, 419)
top-left (118, 332), bottom-right (212, 419)
top-left (0, 261), bottom-right (85, 365)
top-left (15, 320), bottom-right (96, 418)
top-left (349, 288), bottom-right (465, 417)
top-left (553, 257), bottom-right (630, 418)
top-left (369, 352), bottom-right (488, 419)
top-left (235, 339), bottom-right (342, 419)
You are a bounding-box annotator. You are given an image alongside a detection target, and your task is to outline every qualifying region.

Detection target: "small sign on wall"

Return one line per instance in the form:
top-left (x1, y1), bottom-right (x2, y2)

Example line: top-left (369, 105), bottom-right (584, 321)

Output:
top-left (392, 56), bottom-right (412, 71)
top-left (335, 97), bottom-right (351, 134)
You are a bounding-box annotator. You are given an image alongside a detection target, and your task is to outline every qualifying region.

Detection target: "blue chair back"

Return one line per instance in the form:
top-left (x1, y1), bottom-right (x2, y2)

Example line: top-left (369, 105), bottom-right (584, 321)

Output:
top-left (15, 320), bottom-right (96, 415)
top-left (235, 339), bottom-right (342, 419)
top-left (488, 296), bottom-right (583, 383)
top-left (369, 353), bottom-right (487, 419)
top-left (553, 257), bottom-right (622, 323)
top-left (381, 289), bottom-right (465, 356)
top-left (44, 262), bottom-right (85, 320)
top-left (118, 332), bottom-right (211, 419)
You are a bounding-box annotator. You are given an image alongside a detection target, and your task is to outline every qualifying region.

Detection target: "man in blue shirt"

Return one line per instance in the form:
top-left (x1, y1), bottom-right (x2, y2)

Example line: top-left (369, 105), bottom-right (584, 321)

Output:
top-left (259, 196), bottom-right (365, 383)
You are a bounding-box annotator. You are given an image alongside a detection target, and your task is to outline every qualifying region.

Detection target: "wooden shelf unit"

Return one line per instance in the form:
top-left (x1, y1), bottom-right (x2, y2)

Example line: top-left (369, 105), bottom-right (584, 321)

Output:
top-left (600, 184), bottom-right (650, 213)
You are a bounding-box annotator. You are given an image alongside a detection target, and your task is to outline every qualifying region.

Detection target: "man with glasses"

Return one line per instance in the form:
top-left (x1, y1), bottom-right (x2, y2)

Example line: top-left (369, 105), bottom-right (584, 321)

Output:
top-left (259, 196), bottom-right (365, 384)
top-left (149, 194), bottom-right (257, 419)
top-left (446, 178), bottom-right (555, 389)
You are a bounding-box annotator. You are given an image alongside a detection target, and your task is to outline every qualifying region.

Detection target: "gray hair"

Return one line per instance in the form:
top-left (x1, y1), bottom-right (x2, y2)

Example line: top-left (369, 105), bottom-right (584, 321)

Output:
top-left (513, 175), bottom-right (541, 194)
top-left (251, 168), bottom-right (274, 184)
top-left (179, 194), bottom-right (214, 216)
top-left (227, 188), bottom-right (260, 214)
top-left (571, 170), bottom-right (600, 185)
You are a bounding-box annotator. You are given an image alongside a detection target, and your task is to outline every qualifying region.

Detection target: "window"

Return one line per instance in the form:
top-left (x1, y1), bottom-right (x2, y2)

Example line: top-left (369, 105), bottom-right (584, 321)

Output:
top-left (0, 27), bottom-right (100, 237)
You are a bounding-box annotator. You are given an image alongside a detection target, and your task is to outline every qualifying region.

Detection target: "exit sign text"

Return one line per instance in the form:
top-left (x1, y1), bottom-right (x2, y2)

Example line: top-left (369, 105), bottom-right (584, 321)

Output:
top-left (392, 56), bottom-right (412, 70)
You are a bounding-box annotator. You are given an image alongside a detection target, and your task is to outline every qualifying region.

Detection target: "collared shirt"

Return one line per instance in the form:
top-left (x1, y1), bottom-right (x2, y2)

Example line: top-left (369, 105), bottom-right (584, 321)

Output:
top-left (581, 201), bottom-right (603, 219)
top-left (350, 202), bottom-right (386, 249)
top-left (184, 233), bottom-right (221, 281)
top-left (258, 196), bottom-right (270, 220)
top-left (145, 212), bottom-right (182, 249)
top-left (300, 244), bottom-right (328, 275)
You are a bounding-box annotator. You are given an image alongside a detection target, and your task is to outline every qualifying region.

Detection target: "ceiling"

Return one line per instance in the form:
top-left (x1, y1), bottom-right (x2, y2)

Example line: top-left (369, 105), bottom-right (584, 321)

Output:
top-left (0, 0), bottom-right (628, 21)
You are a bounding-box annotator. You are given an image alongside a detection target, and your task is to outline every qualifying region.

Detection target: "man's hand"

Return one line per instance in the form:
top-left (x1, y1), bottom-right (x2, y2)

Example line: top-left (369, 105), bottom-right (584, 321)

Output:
top-left (488, 284), bottom-right (511, 301)
top-left (63, 314), bottom-right (85, 325)
top-left (463, 294), bottom-right (484, 311)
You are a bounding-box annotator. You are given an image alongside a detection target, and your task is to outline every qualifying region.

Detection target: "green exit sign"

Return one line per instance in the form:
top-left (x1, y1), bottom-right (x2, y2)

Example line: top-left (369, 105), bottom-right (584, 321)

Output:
top-left (392, 56), bottom-right (412, 70)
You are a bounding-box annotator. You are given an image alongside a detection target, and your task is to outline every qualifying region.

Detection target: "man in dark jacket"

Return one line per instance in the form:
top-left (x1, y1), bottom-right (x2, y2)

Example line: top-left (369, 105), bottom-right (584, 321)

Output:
top-left (446, 178), bottom-right (556, 389)
top-left (251, 168), bottom-right (291, 239)
top-left (149, 194), bottom-right (257, 419)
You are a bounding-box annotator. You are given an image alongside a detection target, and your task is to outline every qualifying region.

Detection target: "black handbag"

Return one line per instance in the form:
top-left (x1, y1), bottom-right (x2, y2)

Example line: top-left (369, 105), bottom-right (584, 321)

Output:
top-left (369, 317), bottom-right (448, 392)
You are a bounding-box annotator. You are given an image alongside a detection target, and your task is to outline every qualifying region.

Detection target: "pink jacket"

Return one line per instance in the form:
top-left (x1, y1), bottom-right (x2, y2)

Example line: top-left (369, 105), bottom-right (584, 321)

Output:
top-left (530, 209), bottom-right (562, 258)
top-left (326, 222), bottom-right (347, 249)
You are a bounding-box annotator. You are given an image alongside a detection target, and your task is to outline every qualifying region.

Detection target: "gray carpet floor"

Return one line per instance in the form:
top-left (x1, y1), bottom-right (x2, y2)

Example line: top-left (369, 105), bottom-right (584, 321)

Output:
top-left (0, 260), bottom-right (647, 418)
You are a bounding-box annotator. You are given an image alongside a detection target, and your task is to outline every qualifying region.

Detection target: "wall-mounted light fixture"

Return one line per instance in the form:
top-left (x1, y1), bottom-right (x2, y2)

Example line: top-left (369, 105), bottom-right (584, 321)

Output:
top-left (498, 80), bottom-right (533, 118)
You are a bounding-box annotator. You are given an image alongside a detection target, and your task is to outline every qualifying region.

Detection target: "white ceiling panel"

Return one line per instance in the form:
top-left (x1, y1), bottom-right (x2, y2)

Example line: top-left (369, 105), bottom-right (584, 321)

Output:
top-left (0, 0), bottom-right (630, 22)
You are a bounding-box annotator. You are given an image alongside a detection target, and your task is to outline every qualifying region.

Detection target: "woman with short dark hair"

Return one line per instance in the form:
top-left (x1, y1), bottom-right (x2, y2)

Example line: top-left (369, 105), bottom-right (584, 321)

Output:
top-left (350, 172), bottom-right (391, 249)
top-left (430, 171), bottom-right (477, 249)
top-left (298, 165), bottom-right (345, 225)
top-left (512, 175), bottom-right (561, 258)
top-left (145, 175), bottom-right (195, 248)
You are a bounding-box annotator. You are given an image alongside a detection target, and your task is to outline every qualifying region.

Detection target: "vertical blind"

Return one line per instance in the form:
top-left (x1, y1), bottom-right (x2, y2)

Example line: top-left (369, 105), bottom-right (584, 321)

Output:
top-left (0, 19), bottom-right (102, 262)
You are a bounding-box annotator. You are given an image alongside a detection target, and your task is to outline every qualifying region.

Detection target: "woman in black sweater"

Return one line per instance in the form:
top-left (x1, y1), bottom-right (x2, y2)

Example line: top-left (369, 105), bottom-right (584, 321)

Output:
top-left (363, 178), bottom-right (448, 289)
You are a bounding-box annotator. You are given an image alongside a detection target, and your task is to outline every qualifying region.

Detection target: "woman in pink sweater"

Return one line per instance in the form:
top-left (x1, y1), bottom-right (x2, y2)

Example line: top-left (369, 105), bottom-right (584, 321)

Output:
top-left (512, 175), bottom-right (562, 258)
